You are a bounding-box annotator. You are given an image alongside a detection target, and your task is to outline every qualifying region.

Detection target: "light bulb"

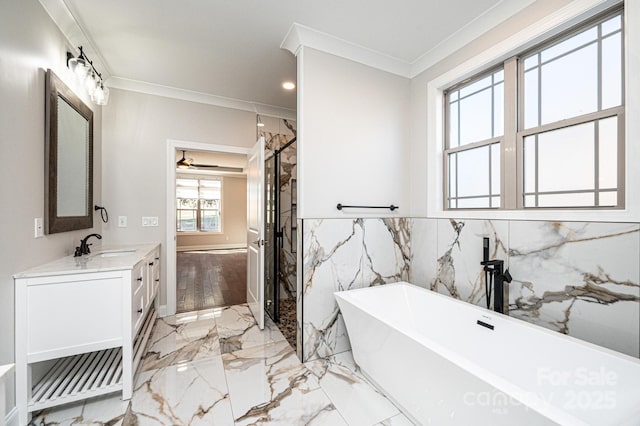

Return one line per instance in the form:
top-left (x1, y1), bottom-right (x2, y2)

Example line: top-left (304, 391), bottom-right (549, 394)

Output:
top-left (85, 72), bottom-right (98, 96)
top-left (69, 57), bottom-right (89, 80)
top-left (92, 85), bottom-right (103, 103)
top-left (94, 84), bottom-right (109, 106)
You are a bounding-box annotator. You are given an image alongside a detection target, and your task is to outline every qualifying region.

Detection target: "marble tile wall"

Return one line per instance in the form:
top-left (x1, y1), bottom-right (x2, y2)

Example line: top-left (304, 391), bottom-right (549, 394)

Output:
top-left (300, 217), bottom-right (640, 362)
top-left (300, 218), bottom-right (411, 362)
top-left (413, 218), bottom-right (640, 358)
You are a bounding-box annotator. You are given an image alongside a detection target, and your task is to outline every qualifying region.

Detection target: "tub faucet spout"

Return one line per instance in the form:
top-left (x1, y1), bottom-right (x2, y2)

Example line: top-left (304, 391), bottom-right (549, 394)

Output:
top-left (480, 237), bottom-right (512, 314)
top-left (491, 262), bottom-right (512, 314)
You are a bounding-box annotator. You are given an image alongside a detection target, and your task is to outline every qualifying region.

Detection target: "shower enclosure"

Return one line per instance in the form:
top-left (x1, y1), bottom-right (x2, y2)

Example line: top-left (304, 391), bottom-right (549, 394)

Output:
top-left (264, 153), bottom-right (278, 320)
top-left (263, 133), bottom-right (297, 349)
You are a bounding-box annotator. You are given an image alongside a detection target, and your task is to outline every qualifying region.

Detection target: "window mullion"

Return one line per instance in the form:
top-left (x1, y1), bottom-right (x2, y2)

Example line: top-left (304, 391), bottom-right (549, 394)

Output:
top-left (503, 57), bottom-right (518, 210)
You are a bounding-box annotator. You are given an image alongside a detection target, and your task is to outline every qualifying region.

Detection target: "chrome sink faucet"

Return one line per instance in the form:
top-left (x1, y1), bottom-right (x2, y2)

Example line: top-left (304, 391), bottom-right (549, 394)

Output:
top-left (74, 233), bottom-right (102, 257)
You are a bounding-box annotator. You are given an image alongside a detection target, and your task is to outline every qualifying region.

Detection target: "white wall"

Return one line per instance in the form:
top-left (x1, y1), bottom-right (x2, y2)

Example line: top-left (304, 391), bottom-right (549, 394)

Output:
top-left (298, 47), bottom-right (410, 219)
top-left (101, 89), bottom-right (256, 305)
top-left (0, 0), bottom-right (103, 417)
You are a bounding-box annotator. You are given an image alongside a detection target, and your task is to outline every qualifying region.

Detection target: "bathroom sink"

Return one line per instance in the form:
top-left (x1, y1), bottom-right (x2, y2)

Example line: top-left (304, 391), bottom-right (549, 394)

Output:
top-left (92, 250), bottom-right (136, 258)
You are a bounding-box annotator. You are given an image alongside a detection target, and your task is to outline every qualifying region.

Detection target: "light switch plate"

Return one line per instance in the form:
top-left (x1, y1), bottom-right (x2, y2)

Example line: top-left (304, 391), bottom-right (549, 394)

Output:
top-left (142, 216), bottom-right (159, 227)
top-left (34, 218), bottom-right (44, 238)
top-left (142, 216), bottom-right (158, 226)
top-left (118, 216), bottom-right (127, 227)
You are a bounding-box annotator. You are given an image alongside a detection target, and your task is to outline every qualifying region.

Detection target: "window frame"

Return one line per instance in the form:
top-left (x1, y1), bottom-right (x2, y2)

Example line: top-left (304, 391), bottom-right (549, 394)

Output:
top-left (515, 9), bottom-right (625, 210)
top-left (443, 66), bottom-right (505, 210)
top-left (176, 176), bottom-right (223, 234)
top-left (427, 1), bottom-right (637, 222)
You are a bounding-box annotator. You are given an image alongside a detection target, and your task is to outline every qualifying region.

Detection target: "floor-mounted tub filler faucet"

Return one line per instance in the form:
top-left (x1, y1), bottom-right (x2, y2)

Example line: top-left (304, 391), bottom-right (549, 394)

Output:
top-left (74, 233), bottom-right (102, 257)
top-left (480, 237), bottom-right (512, 314)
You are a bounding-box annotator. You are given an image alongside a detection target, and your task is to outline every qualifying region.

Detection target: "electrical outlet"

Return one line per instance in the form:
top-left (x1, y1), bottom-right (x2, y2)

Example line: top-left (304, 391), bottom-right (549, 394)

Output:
top-left (34, 218), bottom-right (44, 238)
top-left (118, 216), bottom-right (127, 227)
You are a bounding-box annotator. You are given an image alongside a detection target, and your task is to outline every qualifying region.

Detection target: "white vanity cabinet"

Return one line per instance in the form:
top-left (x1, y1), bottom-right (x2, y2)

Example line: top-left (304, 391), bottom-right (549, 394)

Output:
top-left (14, 244), bottom-right (161, 425)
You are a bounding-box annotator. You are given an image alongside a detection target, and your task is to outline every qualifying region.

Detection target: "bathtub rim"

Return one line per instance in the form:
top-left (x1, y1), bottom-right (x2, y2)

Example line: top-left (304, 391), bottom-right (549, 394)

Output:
top-left (335, 281), bottom-right (640, 426)
top-left (335, 281), bottom-right (640, 365)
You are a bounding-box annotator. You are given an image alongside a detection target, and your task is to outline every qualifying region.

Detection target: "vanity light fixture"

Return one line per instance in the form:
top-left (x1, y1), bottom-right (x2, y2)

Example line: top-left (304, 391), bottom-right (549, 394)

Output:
top-left (66, 46), bottom-right (110, 106)
top-left (257, 115), bottom-right (265, 127)
top-left (282, 81), bottom-right (295, 90)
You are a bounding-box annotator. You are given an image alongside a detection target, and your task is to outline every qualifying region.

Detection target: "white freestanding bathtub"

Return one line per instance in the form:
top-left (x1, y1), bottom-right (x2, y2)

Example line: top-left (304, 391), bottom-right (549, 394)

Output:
top-left (335, 282), bottom-right (640, 426)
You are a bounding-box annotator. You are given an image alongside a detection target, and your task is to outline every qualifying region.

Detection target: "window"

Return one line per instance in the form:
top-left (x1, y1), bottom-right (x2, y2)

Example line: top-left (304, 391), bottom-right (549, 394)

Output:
top-left (176, 177), bottom-right (222, 232)
top-left (444, 8), bottom-right (624, 210)
top-left (445, 69), bottom-right (504, 208)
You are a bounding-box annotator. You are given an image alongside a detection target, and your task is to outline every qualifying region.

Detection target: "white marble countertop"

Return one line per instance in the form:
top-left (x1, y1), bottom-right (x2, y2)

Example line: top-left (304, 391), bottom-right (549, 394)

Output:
top-left (0, 363), bottom-right (13, 381)
top-left (13, 243), bottom-right (160, 279)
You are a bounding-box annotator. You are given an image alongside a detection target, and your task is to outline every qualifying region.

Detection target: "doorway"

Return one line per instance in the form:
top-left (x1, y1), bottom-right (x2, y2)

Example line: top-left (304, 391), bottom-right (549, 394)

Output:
top-left (166, 140), bottom-right (251, 317)
top-left (174, 149), bottom-right (249, 313)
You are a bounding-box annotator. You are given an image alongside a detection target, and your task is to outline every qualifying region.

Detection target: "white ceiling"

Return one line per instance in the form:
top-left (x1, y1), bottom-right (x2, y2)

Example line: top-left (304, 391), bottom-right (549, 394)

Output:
top-left (54, 0), bottom-right (532, 111)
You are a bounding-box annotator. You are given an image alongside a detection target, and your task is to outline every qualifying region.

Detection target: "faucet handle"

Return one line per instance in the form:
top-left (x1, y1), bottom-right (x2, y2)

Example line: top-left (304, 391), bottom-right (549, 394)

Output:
top-left (74, 246), bottom-right (83, 257)
top-left (503, 268), bottom-right (513, 283)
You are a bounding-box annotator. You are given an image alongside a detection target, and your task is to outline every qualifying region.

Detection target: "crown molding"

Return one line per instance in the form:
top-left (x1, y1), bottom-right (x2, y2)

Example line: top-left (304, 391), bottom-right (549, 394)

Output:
top-left (107, 77), bottom-right (296, 120)
top-left (38, 0), bottom-right (111, 78)
top-left (38, 0), bottom-right (296, 119)
top-left (409, 0), bottom-right (536, 78)
top-left (281, 23), bottom-right (412, 77)
top-left (282, 1), bottom-right (540, 79)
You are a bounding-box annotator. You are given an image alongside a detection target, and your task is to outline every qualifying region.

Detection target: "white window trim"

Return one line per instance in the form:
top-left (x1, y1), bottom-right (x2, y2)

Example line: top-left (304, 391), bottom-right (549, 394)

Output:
top-left (427, 0), bottom-right (640, 222)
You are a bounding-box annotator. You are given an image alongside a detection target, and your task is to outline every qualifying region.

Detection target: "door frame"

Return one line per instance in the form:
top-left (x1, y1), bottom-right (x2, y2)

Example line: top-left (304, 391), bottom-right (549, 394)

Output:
top-left (165, 139), bottom-right (251, 317)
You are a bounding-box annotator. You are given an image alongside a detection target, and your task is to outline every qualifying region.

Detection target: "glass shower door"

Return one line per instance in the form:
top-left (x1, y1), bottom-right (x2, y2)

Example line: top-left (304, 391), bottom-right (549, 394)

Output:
top-left (264, 153), bottom-right (278, 321)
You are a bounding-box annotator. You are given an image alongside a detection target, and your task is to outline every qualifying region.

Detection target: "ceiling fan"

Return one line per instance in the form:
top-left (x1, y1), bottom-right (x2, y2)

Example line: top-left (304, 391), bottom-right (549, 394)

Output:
top-left (176, 150), bottom-right (244, 173)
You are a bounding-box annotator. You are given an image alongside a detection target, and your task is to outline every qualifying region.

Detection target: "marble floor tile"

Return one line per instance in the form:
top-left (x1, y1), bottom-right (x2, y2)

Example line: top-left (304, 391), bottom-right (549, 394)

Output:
top-left (222, 340), bottom-right (345, 425)
top-left (30, 392), bottom-right (129, 425)
top-left (28, 304), bottom-right (409, 426)
top-left (126, 357), bottom-right (234, 425)
top-left (304, 351), bottom-right (400, 426)
top-left (139, 310), bottom-right (220, 372)
top-left (215, 304), bottom-right (286, 353)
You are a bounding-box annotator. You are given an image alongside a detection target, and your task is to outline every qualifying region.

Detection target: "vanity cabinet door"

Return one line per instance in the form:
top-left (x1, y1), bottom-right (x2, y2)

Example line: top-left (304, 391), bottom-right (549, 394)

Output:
top-left (145, 249), bottom-right (160, 309)
top-left (152, 251), bottom-right (160, 300)
top-left (131, 262), bottom-right (145, 334)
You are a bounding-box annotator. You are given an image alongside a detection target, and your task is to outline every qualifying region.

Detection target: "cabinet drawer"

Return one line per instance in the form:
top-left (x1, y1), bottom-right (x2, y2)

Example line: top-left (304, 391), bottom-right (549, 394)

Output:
top-left (131, 262), bottom-right (145, 334)
top-left (132, 262), bottom-right (144, 297)
top-left (132, 279), bottom-right (145, 335)
top-left (146, 250), bottom-right (160, 306)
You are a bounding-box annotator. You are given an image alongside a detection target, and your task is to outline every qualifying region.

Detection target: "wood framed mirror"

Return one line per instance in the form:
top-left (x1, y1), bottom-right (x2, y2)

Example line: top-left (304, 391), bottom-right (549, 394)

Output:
top-left (45, 69), bottom-right (93, 234)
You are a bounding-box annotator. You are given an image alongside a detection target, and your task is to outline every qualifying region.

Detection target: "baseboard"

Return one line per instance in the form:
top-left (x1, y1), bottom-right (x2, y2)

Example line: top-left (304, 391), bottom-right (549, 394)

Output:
top-left (158, 304), bottom-right (167, 318)
top-left (6, 406), bottom-right (18, 426)
top-left (176, 243), bottom-right (247, 252)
